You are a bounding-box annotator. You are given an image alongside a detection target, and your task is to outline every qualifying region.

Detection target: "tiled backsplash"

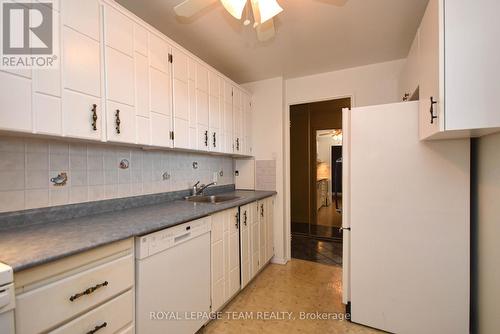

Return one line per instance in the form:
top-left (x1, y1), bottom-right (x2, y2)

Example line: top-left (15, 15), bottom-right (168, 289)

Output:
top-left (0, 136), bottom-right (234, 213)
top-left (255, 160), bottom-right (276, 191)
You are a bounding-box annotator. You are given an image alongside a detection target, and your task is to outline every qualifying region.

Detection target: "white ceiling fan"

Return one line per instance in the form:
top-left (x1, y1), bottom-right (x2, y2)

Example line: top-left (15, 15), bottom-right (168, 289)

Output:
top-left (174, 0), bottom-right (349, 42)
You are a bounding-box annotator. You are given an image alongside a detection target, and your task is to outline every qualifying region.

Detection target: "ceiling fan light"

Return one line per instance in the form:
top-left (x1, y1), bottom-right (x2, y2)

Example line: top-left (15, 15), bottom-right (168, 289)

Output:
top-left (256, 0), bottom-right (283, 24)
top-left (220, 0), bottom-right (247, 19)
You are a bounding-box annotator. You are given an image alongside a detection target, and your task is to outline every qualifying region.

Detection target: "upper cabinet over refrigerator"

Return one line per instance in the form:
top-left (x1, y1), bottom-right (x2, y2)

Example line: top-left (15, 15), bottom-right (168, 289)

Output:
top-left (419, 0), bottom-right (500, 140)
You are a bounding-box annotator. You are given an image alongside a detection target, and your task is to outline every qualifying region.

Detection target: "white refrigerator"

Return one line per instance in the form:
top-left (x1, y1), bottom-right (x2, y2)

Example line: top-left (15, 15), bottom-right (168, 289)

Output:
top-left (342, 101), bottom-right (470, 334)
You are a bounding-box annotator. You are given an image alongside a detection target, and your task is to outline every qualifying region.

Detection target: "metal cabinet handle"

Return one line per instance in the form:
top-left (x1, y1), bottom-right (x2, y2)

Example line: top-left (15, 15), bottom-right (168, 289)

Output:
top-left (213, 132), bottom-right (216, 148)
top-left (86, 322), bottom-right (107, 334)
top-left (91, 104), bottom-right (97, 131)
top-left (403, 93), bottom-right (410, 102)
top-left (430, 97), bottom-right (438, 124)
top-left (204, 130), bottom-right (208, 146)
top-left (260, 204), bottom-right (264, 218)
top-left (235, 213), bottom-right (239, 229)
top-left (69, 281), bottom-right (108, 302)
top-left (236, 138), bottom-right (240, 151)
top-left (243, 210), bottom-right (247, 226)
top-left (115, 110), bottom-right (121, 134)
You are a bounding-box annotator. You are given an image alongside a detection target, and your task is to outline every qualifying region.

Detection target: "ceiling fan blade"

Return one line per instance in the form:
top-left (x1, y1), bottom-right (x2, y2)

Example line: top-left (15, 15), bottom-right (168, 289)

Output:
top-left (174, 0), bottom-right (217, 18)
top-left (256, 19), bottom-right (276, 42)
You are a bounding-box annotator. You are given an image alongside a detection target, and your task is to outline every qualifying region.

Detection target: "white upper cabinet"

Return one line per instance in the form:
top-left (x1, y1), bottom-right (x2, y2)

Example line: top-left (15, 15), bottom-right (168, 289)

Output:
top-left (418, 0), bottom-right (500, 140)
top-left (61, 0), bottom-right (103, 141)
top-left (223, 81), bottom-right (234, 154)
top-left (0, 0), bottom-right (252, 156)
top-left (196, 63), bottom-right (210, 151)
top-left (104, 4), bottom-right (135, 144)
top-left (172, 47), bottom-right (192, 149)
top-left (149, 33), bottom-right (173, 148)
top-left (134, 24), bottom-right (150, 145)
top-left (0, 71), bottom-right (32, 133)
top-left (209, 71), bottom-right (222, 152)
top-left (232, 87), bottom-right (243, 154)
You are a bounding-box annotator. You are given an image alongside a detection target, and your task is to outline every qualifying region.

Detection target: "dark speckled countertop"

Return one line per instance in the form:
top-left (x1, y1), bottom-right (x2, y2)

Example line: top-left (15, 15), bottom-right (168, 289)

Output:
top-left (0, 187), bottom-right (275, 272)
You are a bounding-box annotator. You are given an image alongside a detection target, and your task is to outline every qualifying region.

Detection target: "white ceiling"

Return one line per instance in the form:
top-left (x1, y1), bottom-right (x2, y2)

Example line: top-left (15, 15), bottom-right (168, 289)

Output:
top-left (116, 0), bottom-right (428, 84)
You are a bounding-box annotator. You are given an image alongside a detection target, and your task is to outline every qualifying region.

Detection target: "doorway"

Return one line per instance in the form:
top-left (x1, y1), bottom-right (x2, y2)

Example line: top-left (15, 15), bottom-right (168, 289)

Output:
top-left (289, 98), bottom-right (351, 266)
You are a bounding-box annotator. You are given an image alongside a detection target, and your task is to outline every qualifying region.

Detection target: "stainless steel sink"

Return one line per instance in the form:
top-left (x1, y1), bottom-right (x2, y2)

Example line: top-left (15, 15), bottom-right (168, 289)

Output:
top-left (185, 195), bottom-right (240, 204)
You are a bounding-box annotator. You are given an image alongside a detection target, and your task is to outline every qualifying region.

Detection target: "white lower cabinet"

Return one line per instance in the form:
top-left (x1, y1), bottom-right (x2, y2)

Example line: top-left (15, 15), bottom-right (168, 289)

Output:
top-left (239, 203), bottom-right (252, 288)
top-left (211, 207), bottom-right (240, 312)
top-left (14, 239), bottom-right (134, 334)
top-left (50, 290), bottom-right (133, 334)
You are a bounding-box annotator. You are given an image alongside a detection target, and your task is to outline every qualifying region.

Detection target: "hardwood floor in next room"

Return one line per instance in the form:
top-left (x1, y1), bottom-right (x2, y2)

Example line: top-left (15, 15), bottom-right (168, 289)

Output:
top-left (200, 259), bottom-right (382, 334)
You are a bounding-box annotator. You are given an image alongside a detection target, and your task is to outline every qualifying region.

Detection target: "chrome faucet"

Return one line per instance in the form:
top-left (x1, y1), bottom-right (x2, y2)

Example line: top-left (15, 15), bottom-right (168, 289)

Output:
top-left (192, 181), bottom-right (217, 196)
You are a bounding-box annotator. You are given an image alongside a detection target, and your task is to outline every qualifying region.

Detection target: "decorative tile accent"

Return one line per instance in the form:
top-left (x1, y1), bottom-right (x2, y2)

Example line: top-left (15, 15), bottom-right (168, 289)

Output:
top-left (0, 136), bottom-right (236, 213)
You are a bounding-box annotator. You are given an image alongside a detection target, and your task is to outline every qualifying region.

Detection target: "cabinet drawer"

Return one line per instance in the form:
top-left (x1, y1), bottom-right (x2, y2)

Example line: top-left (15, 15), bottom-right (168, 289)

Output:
top-left (50, 289), bottom-right (133, 334)
top-left (16, 254), bottom-right (134, 334)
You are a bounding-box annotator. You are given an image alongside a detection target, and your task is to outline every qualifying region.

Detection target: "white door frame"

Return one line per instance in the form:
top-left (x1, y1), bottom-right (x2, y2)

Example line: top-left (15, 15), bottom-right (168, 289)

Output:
top-left (283, 93), bottom-right (355, 262)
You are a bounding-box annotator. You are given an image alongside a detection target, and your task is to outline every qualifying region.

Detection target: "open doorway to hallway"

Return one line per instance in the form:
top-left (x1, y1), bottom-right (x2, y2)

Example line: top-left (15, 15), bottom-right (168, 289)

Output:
top-left (289, 98), bottom-right (351, 266)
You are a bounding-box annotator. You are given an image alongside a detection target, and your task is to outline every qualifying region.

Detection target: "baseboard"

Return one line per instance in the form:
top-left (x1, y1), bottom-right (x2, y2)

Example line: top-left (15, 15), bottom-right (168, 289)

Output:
top-left (271, 256), bottom-right (288, 265)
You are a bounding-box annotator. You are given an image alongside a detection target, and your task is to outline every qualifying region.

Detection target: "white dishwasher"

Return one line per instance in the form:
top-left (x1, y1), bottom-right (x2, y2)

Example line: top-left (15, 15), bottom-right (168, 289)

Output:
top-left (0, 263), bottom-right (14, 334)
top-left (135, 217), bottom-right (211, 334)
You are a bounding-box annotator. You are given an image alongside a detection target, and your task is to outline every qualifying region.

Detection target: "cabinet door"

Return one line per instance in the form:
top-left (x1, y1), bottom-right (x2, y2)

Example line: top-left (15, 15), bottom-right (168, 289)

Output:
top-left (134, 52), bottom-right (149, 137)
top-left (34, 94), bottom-right (61, 136)
top-left (444, 0), bottom-right (500, 131)
top-left (149, 34), bottom-right (169, 73)
top-left (150, 112), bottom-right (172, 147)
top-left (228, 209), bottom-right (240, 297)
top-left (259, 201), bottom-right (267, 268)
top-left (250, 203), bottom-right (260, 278)
top-left (150, 68), bottom-right (171, 117)
top-left (61, 0), bottom-right (100, 41)
top-left (211, 212), bottom-right (224, 312)
top-left (197, 126), bottom-right (210, 151)
top-left (196, 64), bottom-right (209, 128)
top-left (63, 90), bottom-right (102, 140)
top-left (104, 5), bottom-right (134, 56)
top-left (62, 27), bottom-right (101, 99)
top-left (0, 72), bottom-right (32, 133)
top-left (107, 101), bottom-right (135, 144)
top-left (105, 47), bottom-right (134, 107)
top-left (418, 0), bottom-right (442, 139)
top-left (134, 25), bottom-right (150, 145)
top-left (104, 6), bottom-right (134, 110)
top-left (239, 205), bottom-right (251, 288)
top-left (172, 48), bottom-right (191, 149)
top-left (233, 87), bottom-right (243, 154)
top-left (223, 81), bottom-right (234, 153)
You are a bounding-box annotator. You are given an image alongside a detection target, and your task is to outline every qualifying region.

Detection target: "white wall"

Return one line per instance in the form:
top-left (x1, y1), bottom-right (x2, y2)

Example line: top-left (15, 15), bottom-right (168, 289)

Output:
top-left (244, 60), bottom-right (404, 263)
top-left (475, 132), bottom-right (500, 334)
top-left (286, 59), bottom-right (405, 107)
top-left (242, 77), bottom-right (286, 263)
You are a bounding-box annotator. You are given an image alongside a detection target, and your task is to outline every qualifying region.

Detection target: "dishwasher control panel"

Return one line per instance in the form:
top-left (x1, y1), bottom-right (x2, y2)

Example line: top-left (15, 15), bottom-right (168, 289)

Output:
top-left (135, 217), bottom-right (211, 259)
